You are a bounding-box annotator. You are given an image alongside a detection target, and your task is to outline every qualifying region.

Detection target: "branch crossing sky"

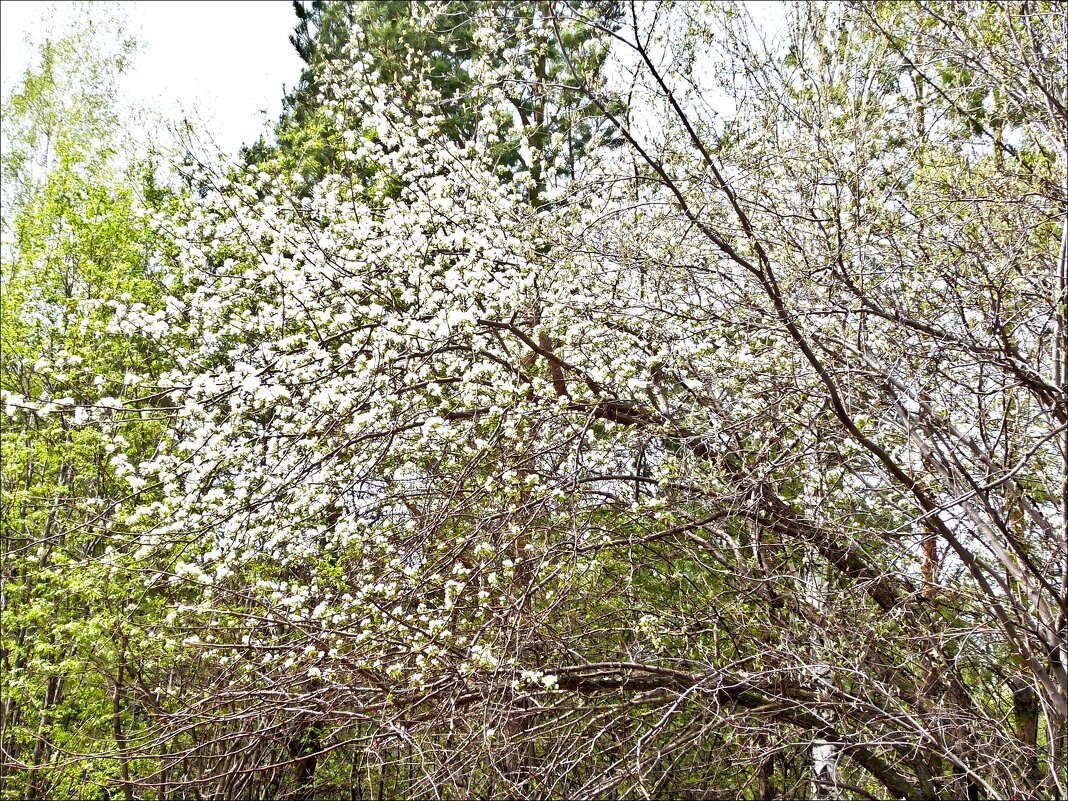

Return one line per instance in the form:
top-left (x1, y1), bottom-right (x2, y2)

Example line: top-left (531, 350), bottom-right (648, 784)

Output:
top-left (1, 1), bottom-right (304, 156)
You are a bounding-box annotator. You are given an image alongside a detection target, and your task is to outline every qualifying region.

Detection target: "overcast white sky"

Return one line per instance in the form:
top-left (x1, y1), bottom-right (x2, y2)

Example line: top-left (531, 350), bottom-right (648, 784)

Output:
top-left (2, 1), bottom-right (791, 158)
top-left (1, 0), bottom-right (304, 156)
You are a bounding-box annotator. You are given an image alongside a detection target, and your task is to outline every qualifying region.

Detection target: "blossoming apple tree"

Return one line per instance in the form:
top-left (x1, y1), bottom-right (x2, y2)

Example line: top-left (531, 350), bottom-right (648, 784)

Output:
top-left (4, 2), bottom-right (1064, 799)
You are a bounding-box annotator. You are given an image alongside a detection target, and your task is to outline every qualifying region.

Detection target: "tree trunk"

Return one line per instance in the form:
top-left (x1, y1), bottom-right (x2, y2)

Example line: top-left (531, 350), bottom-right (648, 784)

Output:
top-left (112, 631), bottom-right (134, 801)
top-left (1010, 675), bottom-right (1040, 788)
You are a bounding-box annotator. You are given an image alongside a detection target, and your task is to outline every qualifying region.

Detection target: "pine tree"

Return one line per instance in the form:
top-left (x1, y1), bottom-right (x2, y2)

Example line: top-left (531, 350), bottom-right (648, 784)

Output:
top-left (244, 0), bottom-right (624, 201)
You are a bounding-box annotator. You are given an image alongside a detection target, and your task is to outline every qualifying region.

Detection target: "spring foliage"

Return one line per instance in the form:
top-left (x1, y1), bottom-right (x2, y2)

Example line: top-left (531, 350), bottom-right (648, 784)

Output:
top-left (2, 2), bottom-right (1066, 799)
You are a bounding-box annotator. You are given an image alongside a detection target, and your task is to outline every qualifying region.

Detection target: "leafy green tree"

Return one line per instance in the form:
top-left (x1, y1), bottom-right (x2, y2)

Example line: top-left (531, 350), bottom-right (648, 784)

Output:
top-left (0, 7), bottom-right (178, 798)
